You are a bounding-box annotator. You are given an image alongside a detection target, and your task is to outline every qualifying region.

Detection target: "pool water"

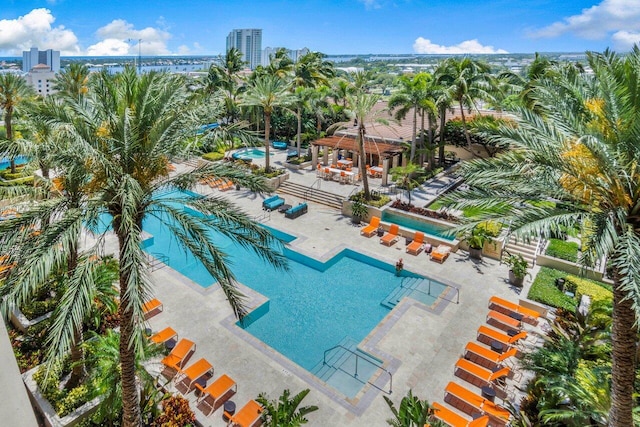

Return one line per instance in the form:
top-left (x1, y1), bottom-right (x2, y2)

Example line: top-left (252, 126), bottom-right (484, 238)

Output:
top-left (232, 148), bottom-right (273, 160)
top-left (382, 209), bottom-right (455, 241)
top-left (0, 156), bottom-right (29, 170)
top-left (97, 190), bottom-right (447, 397)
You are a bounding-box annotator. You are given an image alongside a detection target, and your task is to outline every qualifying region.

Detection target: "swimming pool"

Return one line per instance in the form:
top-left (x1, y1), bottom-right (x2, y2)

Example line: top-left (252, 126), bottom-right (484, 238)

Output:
top-left (382, 209), bottom-right (455, 241)
top-left (231, 148), bottom-right (273, 160)
top-left (0, 156), bottom-right (29, 170)
top-left (99, 190), bottom-right (448, 397)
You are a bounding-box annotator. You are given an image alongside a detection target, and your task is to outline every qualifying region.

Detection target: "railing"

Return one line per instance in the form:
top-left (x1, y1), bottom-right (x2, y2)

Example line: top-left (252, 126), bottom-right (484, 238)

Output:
top-left (253, 210), bottom-right (271, 222)
top-left (146, 253), bottom-right (170, 271)
top-left (533, 232), bottom-right (545, 267)
top-left (401, 277), bottom-right (460, 305)
top-left (322, 344), bottom-right (393, 395)
top-left (303, 178), bottom-right (322, 202)
top-left (347, 185), bottom-right (361, 200)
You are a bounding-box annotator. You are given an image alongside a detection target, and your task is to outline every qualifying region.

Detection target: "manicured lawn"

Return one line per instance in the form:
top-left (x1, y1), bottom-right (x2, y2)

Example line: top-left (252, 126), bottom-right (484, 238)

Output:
top-left (545, 238), bottom-right (579, 263)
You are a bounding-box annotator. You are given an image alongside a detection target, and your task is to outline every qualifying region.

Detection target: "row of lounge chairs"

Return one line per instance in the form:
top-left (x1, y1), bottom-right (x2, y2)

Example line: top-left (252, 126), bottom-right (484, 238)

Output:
top-left (431, 295), bottom-right (541, 426)
top-left (359, 216), bottom-right (453, 262)
top-left (199, 177), bottom-right (234, 191)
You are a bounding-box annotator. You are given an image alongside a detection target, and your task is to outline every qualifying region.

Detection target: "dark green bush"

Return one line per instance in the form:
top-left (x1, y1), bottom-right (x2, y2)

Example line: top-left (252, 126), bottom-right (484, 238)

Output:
top-left (545, 238), bottom-right (579, 263)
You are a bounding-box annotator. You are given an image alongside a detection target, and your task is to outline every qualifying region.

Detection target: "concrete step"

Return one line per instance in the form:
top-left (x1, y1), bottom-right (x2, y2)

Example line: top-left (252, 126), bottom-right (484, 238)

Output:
top-left (502, 236), bottom-right (540, 267)
top-left (276, 181), bottom-right (344, 210)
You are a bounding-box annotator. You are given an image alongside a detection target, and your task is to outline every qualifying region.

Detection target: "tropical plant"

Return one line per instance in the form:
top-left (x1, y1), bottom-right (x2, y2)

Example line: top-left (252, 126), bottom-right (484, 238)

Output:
top-left (446, 47), bottom-right (640, 426)
top-left (256, 388), bottom-right (319, 427)
top-left (241, 74), bottom-right (295, 171)
top-left (52, 63), bottom-right (90, 100)
top-left (350, 197), bottom-right (368, 224)
top-left (151, 395), bottom-right (196, 427)
top-left (389, 163), bottom-right (425, 206)
top-left (384, 390), bottom-right (443, 427)
top-left (0, 72), bottom-right (35, 173)
top-left (3, 67), bottom-right (288, 427)
top-left (504, 252), bottom-right (529, 280)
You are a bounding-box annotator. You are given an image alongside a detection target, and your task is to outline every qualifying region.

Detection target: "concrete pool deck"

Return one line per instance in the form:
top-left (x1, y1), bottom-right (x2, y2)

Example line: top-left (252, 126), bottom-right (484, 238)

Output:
top-left (109, 153), bottom-right (541, 426)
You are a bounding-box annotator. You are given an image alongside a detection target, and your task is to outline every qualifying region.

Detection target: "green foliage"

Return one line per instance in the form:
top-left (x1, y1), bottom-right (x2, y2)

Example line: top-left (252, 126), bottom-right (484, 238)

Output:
top-left (34, 359), bottom-right (91, 417)
top-left (152, 395), bottom-right (196, 427)
top-left (460, 225), bottom-right (496, 249)
top-left (249, 164), bottom-right (286, 178)
top-left (257, 388), bottom-right (318, 427)
top-left (545, 238), bottom-right (580, 263)
top-left (201, 151), bottom-right (225, 161)
top-left (505, 253), bottom-right (529, 279)
top-left (528, 267), bottom-right (612, 312)
top-left (0, 176), bottom-right (33, 186)
top-left (384, 390), bottom-right (441, 427)
top-left (349, 190), bottom-right (390, 208)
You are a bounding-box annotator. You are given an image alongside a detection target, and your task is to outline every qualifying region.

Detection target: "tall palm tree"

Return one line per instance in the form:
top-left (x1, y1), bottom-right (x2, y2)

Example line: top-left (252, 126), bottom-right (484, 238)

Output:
top-left (446, 47), bottom-right (640, 427)
top-left (0, 73), bottom-right (35, 173)
top-left (52, 63), bottom-right (90, 100)
top-left (8, 67), bottom-right (287, 426)
top-left (436, 57), bottom-right (492, 148)
top-left (241, 75), bottom-right (295, 172)
top-left (203, 48), bottom-right (246, 123)
top-left (388, 73), bottom-right (427, 162)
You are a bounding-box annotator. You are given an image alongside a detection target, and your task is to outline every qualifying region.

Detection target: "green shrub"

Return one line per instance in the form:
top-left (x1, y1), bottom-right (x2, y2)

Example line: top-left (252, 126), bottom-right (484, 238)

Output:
top-left (545, 238), bottom-right (579, 263)
top-left (20, 300), bottom-right (56, 320)
top-left (349, 191), bottom-right (390, 208)
top-left (569, 275), bottom-right (612, 305)
top-left (56, 385), bottom-right (90, 417)
top-left (201, 152), bottom-right (224, 162)
top-left (0, 176), bottom-right (33, 186)
top-left (33, 361), bottom-right (91, 417)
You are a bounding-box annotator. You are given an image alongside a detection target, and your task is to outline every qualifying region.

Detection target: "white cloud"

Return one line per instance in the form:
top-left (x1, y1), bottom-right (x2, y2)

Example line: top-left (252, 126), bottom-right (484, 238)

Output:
top-left (611, 30), bottom-right (640, 47)
top-left (358, 0), bottom-right (382, 10)
top-left (177, 45), bottom-right (191, 55)
top-left (413, 38), bottom-right (508, 54)
top-left (532, 0), bottom-right (640, 48)
top-left (0, 8), bottom-right (81, 55)
top-left (87, 19), bottom-right (172, 56)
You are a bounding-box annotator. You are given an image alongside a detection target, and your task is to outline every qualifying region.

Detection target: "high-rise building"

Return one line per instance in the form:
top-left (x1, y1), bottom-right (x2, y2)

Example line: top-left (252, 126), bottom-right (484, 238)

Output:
top-left (226, 29), bottom-right (262, 70)
top-left (262, 47), bottom-right (310, 67)
top-left (22, 47), bottom-right (60, 73)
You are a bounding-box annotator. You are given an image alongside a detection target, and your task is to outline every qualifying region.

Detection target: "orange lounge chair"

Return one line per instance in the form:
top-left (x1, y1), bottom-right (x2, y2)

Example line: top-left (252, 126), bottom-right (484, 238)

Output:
top-left (432, 402), bottom-right (489, 427)
top-left (161, 338), bottom-right (195, 371)
top-left (406, 232), bottom-right (425, 255)
top-left (464, 341), bottom-right (518, 370)
top-left (430, 245), bottom-right (452, 263)
top-left (487, 310), bottom-right (522, 332)
top-left (477, 325), bottom-right (527, 348)
top-left (195, 374), bottom-right (237, 415)
top-left (488, 296), bottom-right (540, 325)
top-left (150, 327), bottom-right (178, 344)
top-left (143, 298), bottom-right (163, 316)
top-left (174, 357), bottom-right (214, 390)
top-left (360, 216), bottom-right (381, 237)
top-left (444, 382), bottom-right (510, 425)
top-left (219, 180), bottom-right (234, 191)
top-left (454, 358), bottom-right (510, 389)
top-left (380, 224), bottom-right (400, 246)
top-left (225, 399), bottom-right (263, 427)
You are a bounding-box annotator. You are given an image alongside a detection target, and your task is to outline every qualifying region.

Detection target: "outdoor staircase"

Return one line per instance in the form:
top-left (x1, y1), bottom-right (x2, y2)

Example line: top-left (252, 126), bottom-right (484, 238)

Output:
top-left (276, 181), bottom-right (344, 210)
top-left (501, 235), bottom-right (540, 267)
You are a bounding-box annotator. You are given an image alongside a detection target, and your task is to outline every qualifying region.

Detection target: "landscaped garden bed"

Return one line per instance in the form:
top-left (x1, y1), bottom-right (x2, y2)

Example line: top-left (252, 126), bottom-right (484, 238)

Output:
top-left (545, 238), bottom-right (580, 263)
top-left (528, 266), bottom-right (612, 312)
top-left (390, 199), bottom-right (459, 222)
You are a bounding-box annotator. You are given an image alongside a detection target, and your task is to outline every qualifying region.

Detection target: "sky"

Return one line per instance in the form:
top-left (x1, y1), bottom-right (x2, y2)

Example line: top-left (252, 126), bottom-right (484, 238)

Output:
top-left (0, 0), bottom-right (639, 57)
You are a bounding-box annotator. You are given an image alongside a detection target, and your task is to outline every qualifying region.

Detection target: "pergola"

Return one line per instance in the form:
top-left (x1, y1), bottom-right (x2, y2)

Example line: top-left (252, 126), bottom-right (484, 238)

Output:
top-left (310, 135), bottom-right (405, 185)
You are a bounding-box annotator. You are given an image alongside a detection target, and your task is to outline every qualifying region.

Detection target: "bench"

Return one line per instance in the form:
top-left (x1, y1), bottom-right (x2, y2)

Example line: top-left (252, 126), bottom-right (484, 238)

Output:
top-left (262, 195), bottom-right (285, 211)
top-left (285, 203), bottom-right (308, 219)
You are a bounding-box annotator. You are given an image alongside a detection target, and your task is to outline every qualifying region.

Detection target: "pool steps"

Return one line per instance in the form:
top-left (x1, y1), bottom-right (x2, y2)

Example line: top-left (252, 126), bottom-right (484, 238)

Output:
top-left (381, 277), bottom-right (442, 309)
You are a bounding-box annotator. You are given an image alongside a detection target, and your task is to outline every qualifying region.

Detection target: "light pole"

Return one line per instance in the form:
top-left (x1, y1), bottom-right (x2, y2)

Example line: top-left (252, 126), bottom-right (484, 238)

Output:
top-left (137, 39), bottom-right (142, 74)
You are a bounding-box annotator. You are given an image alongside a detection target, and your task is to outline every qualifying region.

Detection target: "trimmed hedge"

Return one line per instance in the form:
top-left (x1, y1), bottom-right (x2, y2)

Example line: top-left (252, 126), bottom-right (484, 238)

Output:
top-left (545, 238), bottom-right (579, 263)
top-left (528, 266), bottom-right (612, 312)
top-left (201, 152), bottom-right (224, 162)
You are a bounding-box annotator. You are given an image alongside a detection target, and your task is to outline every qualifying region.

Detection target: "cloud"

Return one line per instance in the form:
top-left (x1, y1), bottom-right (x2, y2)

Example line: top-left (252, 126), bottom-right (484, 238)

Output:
top-left (358, 0), bottom-right (382, 10)
top-left (532, 0), bottom-right (640, 48)
top-left (413, 38), bottom-right (508, 54)
top-left (87, 19), bottom-right (172, 56)
top-left (0, 8), bottom-right (81, 55)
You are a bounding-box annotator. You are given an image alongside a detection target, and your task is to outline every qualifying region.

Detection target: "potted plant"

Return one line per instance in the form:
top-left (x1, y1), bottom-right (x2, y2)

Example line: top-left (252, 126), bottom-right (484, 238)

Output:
top-left (462, 226), bottom-right (494, 260)
top-left (505, 252), bottom-right (530, 287)
top-left (350, 198), bottom-right (368, 225)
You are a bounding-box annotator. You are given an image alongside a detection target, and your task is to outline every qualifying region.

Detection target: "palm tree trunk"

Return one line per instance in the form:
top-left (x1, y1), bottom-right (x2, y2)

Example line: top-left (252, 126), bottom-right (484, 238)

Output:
top-left (117, 233), bottom-right (141, 427)
top-left (610, 276), bottom-right (636, 427)
top-left (264, 113), bottom-right (271, 172)
top-left (438, 107), bottom-right (446, 167)
top-left (5, 111), bottom-right (16, 174)
top-left (296, 106), bottom-right (302, 157)
top-left (358, 123), bottom-right (370, 200)
top-left (410, 107), bottom-right (417, 162)
top-left (458, 101), bottom-right (472, 147)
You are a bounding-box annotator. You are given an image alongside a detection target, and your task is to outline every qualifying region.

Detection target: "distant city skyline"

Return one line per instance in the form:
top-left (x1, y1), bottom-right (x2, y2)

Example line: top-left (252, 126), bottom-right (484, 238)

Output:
top-left (0, 1), bottom-right (639, 57)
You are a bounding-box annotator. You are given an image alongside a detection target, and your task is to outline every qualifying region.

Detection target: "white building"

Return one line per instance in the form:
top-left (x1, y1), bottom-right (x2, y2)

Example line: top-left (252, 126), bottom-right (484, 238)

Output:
top-left (226, 29), bottom-right (262, 70)
top-left (24, 64), bottom-right (57, 97)
top-left (22, 47), bottom-right (60, 73)
top-left (261, 47), bottom-right (310, 67)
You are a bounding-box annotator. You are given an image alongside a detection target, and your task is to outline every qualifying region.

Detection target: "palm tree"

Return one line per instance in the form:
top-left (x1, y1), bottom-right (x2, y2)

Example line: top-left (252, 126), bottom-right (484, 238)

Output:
top-left (256, 388), bottom-right (319, 427)
top-left (52, 63), bottom-right (90, 100)
top-left (0, 73), bottom-right (35, 173)
top-left (436, 57), bottom-right (492, 148)
top-left (446, 47), bottom-right (640, 427)
top-left (241, 75), bottom-right (295, 172)
top-left (8, 67), bottom-right (287, 426)
top-left (390, 163), bottom-right (425, 206)
top-left (384, 390), bottom-right (443, 427)
top-left (388, 73), bottom-right (428, 162)
top-left (203, 48), bottom-right (246, 123)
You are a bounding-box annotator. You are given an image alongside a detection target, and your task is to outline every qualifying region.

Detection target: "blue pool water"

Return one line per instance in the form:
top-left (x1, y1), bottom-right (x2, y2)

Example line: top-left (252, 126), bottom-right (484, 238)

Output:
top-left (0, 156), bottom-right (29, 170)
top-left (97, 190), bottom-right (447, 396)
top-left (232, 148), bottom-right (273, 160)
top-left (382, 209), bottom-right (455, 241)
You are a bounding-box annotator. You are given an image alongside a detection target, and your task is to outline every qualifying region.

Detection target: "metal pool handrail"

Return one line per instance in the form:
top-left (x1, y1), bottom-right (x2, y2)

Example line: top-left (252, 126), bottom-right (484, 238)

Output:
top-left (322, 345), bottom-right (393, 395)
top-left (401, 277), bottom-right (460, 304)
top-left (304, 178), bottom-right (322, 201)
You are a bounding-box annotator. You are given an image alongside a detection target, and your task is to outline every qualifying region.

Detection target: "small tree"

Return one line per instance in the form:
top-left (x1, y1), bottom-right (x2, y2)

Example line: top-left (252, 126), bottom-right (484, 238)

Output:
top-left (257, 388), bottom-right (319, 427)
top-left (384, 390), bottom-right (444, 427)
top-left (390, 163), bottom-right (425, 206)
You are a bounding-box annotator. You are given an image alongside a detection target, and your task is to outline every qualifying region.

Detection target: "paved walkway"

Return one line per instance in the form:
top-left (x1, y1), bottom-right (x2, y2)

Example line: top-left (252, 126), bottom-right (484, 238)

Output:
top-left (133, 153), bottom-right (539, 426)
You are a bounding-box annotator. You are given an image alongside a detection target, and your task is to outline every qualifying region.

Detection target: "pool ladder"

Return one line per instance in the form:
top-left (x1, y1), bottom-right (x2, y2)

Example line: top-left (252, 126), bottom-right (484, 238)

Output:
top-left (322, 344), bottom-right (393, 395)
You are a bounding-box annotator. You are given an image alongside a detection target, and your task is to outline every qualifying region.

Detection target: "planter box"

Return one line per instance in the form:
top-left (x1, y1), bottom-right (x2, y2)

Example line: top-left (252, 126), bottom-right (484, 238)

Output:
top-left (11, 307), bottom-right (53, 333)
top-left (283, 161), bottom-right (312, 170)
top-left (23, 366), bottom-right (101, 427)
top-left (263, 172), bottom-right (289, 191)
top-left (536, 253), bottom-right (604, 281)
